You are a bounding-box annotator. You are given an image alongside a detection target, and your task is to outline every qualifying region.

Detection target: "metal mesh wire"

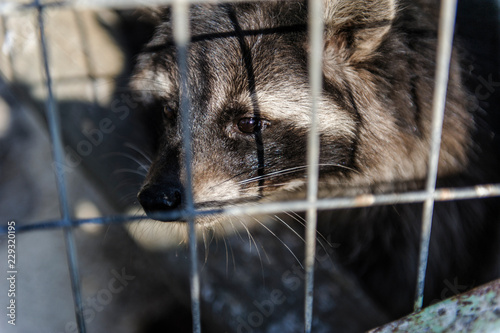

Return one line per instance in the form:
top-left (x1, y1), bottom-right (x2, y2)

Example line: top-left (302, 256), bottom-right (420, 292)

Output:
top-left (1, 0), bottom-right (500, 332)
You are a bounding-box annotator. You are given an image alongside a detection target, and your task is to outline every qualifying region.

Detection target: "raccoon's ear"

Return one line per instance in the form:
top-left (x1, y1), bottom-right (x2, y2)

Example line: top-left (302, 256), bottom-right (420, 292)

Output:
top-left (133, 7), bottom-right (170, 25)
top-left (323, 0), bottom-right (396, 61)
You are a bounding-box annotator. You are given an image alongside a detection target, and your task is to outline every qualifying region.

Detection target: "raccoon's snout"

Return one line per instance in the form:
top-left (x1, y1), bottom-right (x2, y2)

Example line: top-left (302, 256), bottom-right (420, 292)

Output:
top-left (137, 184), bottom-right (182, 221)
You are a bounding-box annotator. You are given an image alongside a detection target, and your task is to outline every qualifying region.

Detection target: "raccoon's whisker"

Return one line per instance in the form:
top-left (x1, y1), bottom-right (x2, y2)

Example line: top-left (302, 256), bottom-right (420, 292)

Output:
top-left (118, 194), bottom-right (137, 205)
top-left (237, 217), bottom-right (259, 254)
top-left (105, 151), bottom-right (150, 171)
top-left (319, 163), bottom-right (359, 174)
top-left (273, 215), bottom-right (305, 243)
top-left (112, 182), bottom-right (139, 193)
top-left (239, 217), bottom-right (269, 266)
top-left (247, 217), bottom-right (269, 282)
top-left (239, 166), bottom-right (309, 185)
top-left (205, 170), bottom-right (257, 194)
top-left (116, 192), bottom-right (142, 206)
top-left (291, 211), bottom-right (333, 247)
top-left (284, 212), bottom-right (333, 256)
top-left (239, 163), bottom-right (358, 186)
top-left (274, 213), bottom-right (333, 261)
top-left (274, 213), bottom-right (329, 257)
top-left (222, 218), bottom-right (238, 273)
top-left (220, 231), bottom-right (230, 275)
top-left (112, 168), bottom-right (148, 177)
top-left (237, 216), bottom-right (266, 278)
top-left (252, 179), bottom-right (342, 191)
top-left (123, 142), bottom-right (153, 165)
top-left (209, 161), bottom-right (283, 190)
top-left (128, 205), bottom-right (143, 217)
top-left (252, 217), bottom-right (303, 269)
top-left (202, 227), bottom-right (210, 264)
top-left (255, 182), bottom-right (303, 189)
top-left (229, 216), bottom-right (247, 244)
top-left (114, 179), bottom-right (144, 188)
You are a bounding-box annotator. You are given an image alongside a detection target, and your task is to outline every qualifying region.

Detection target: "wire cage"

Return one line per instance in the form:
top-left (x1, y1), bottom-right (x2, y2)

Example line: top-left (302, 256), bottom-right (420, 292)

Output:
top-left (1, 0), bottom-right (500, 332)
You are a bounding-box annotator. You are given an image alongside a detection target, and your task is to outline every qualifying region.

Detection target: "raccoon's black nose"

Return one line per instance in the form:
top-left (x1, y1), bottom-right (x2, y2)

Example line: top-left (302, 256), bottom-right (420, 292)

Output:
top-left (137, 184), bottom-right (182, 221)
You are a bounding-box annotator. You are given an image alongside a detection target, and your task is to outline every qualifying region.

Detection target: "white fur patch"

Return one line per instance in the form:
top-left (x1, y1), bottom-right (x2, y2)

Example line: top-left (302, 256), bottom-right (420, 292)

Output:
top-left (193, 178), bottom-right (242, 204)
top-left (131, 67), bottom-right (175, 103)
top-left (231, 89), bottom-right (356, 140)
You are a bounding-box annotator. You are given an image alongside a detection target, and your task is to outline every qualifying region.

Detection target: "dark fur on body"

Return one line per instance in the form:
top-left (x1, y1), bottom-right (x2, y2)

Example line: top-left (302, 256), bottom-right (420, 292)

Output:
top-left (131, 0), bottom-right (500, 320)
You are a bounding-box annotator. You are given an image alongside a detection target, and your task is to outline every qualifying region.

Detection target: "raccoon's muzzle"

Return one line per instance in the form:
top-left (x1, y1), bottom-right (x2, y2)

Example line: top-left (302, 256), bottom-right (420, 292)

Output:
top-left (137, 183), bottom-right (183, 222)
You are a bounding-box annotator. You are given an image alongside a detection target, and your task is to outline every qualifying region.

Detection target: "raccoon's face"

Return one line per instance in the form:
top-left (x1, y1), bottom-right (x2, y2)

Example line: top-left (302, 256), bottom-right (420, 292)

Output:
top-left (131, 0), bottom-right (471, 230)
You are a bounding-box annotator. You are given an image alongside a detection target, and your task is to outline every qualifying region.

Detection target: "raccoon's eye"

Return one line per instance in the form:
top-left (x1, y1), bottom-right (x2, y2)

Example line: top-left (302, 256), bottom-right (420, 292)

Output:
top-left (237, 117), bottom-right (270, 134)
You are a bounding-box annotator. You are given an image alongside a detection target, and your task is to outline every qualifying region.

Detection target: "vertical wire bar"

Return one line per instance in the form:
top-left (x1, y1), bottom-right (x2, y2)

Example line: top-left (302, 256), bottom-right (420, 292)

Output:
top-left (36, 1), bottom-right (86, 332)
top-left (414, 0), bottom-right (458, 311)
top-left (172, 1), bottom-right (201, 332)
top-left (304, 0), bottom-right (323, 332)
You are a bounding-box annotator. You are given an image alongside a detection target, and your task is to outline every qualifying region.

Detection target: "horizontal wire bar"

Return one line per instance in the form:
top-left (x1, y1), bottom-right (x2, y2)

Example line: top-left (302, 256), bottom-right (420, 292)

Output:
top-left (3, 183), bottom-right (500, 235)
top-left (0, 214), bottom-right (148, 234)
top-left (223, 183), bottom-right (500, 217)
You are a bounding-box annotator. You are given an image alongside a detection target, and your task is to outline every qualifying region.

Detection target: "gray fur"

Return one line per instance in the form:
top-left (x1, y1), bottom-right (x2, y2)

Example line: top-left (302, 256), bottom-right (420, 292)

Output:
top-left (131, 0), bottom-right (500, 319)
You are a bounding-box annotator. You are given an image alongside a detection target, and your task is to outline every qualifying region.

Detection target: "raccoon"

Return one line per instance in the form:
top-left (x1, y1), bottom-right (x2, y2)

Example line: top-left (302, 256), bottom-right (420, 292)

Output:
top-left (130, 0), bottom-right (500, 320)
